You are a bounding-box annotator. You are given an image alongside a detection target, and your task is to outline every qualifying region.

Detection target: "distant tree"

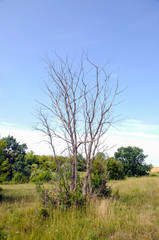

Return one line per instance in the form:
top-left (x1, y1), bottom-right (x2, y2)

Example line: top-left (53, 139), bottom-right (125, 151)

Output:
top-left (95, 152), bottom-right (107, 162)
top-left (0, 140), bottom-right (7, 182)
top-left (0, 136), bottom-right (28, 181)
top-left (0, 140), bottom-right (6, 155)
top-left (114, 146), bottom-right (152, 177)
top-left (25, 151), bottom-right (38, 166)
top-left (36, 155), bottom-right (56, 171)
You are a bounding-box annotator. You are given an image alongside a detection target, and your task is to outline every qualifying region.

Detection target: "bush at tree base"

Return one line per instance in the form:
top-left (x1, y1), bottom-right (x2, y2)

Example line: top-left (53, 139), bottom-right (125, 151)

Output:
top-left (36, 179), bottom-right (85, 209)
top-left (36, 170), bottom-right (112, 209)
top-left (91, 158), bottom-right (112, 196)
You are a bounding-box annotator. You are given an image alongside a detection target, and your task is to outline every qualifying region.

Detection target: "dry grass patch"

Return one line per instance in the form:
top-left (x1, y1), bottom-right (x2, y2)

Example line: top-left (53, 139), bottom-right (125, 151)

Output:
top-left (151, 167), bottom-right (159, 172)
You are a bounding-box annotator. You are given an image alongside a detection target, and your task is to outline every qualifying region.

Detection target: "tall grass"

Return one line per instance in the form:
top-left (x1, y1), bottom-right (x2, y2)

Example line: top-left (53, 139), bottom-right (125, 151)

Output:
top-left (0, 176), bottom-right (159, 239)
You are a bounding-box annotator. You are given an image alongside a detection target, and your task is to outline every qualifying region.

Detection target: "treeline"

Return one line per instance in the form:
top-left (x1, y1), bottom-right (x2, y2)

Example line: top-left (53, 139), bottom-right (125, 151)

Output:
top-left (0, 136), bottom-right (152, 184)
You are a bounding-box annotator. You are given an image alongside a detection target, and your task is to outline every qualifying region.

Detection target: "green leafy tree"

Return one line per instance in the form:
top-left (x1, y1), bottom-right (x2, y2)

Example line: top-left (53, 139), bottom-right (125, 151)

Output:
top-left (0, 140), bottom-right (7, 182)
top-left (114, 146), bottom-right (152, 177)
top-left (25, 151), bottom-right (38, 166)
top-left (95, 152), bottom-right (107, 162)
top-left (0, 136), bottom-right (28, 181)
top-left (24, 151), bottom-right (38, 177)
top-left (37, 155), bottom-right (66, 172)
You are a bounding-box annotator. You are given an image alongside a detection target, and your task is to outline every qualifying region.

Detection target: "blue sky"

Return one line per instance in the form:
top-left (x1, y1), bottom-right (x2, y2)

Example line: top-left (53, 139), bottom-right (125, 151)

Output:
top-left (0, 0), bottom-right (159, 166)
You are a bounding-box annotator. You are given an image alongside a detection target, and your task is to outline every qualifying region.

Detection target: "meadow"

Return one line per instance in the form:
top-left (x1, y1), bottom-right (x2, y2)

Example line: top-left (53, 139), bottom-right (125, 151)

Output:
top-left (0, 174), bottom-right (159, 240)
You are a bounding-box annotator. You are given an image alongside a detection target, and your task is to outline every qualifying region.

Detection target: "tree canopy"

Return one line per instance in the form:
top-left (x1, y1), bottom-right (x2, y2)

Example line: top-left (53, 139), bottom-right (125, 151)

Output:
top-left (114, 146), bottom-right (152, 177)
top-left (0, 136), bottom-right (28, 181)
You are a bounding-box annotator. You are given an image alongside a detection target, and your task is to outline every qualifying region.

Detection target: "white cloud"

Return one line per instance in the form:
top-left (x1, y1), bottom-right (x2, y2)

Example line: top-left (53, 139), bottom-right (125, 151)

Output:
top-left (107, 119), bottom-right (159, 166)
top-left (0, 122), bottom-right (56, 155)
top-left (119, 119), bottom-right (159, 134)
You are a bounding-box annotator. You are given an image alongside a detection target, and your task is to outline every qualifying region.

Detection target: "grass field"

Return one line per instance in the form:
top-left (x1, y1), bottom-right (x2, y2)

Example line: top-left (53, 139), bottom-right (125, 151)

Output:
top-left (0, 175), bottom-right (159, 240)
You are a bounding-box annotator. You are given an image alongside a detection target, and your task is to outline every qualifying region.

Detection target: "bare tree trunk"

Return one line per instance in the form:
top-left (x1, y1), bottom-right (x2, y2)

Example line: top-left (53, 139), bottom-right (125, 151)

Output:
top-left (88, 173), bottom-right (92, 195)
top-left (74, 147), bottom-right (78, 190)
top-left (82, 169), bottom-right (89, 196)
top-left (71, 147), bottom-right (78, 191)
top-left (82, 160), bottom-right (91, 195)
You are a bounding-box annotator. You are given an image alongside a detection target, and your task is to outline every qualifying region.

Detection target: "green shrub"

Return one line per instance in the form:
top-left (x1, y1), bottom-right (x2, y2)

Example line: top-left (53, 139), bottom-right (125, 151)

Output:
top-left (39, 207), bottom-right (49, 217)
top-left (30, 169), bottom-right (53, 182)
top-left (51, 172), bottom-right (58, 181)
top-left (12, 172), bottom-right (28, 183)
top-left (58, 188), bottom-right (85, 208)
top-left (106, 157), bottom-right (125, 180)
top-left (36, 177), bottom-right (85, 209)
top-left (91, 159), bottom-right (111, 197)
top-left (150, 173), bottom-right (158, 177)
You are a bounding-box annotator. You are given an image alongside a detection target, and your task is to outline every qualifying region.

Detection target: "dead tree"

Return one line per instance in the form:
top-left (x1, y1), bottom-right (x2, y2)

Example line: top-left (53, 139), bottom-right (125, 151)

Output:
top-left (36, 54), bottom-right (119, 196)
